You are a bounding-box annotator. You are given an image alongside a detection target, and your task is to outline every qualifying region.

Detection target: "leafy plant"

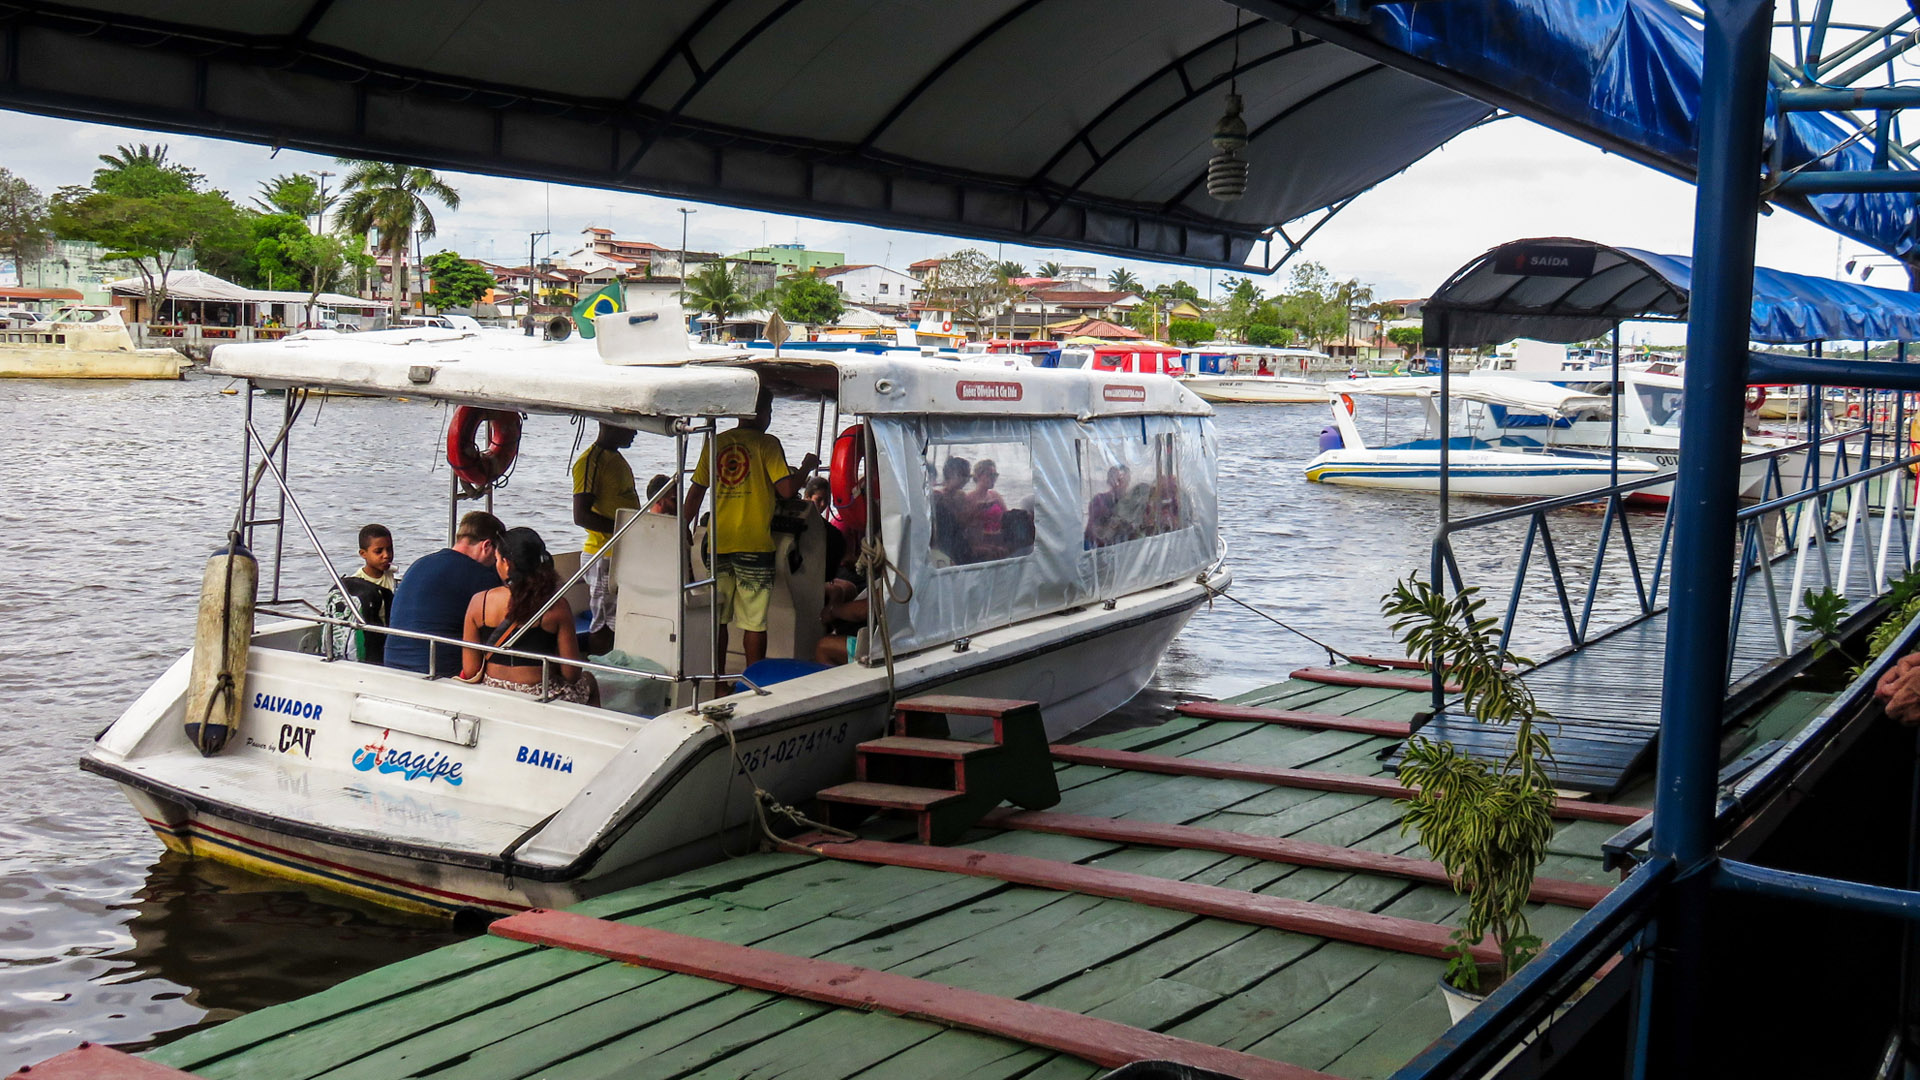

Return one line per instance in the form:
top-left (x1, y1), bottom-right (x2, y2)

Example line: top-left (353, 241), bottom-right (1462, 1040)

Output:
top-left (1384, 575), bottom-right (1556, 992)
top-left (1855, 569), bottom-right (1920, 677)
top-left (1793, 587), bottom-right (1856, 665)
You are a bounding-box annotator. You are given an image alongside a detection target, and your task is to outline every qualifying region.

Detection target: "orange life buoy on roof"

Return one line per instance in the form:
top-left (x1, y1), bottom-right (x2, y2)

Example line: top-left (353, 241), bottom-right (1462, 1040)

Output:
top-left (1847, 402), bottom-right (1862, 419)
top-left (942, 319), bottom-right (953, 333)
top-left (1745, 385), bottom-right (1768, 412)
top-left (446, 406), bottom-right (521, 487)
top-left (830, 423), bottom-right (869, 536)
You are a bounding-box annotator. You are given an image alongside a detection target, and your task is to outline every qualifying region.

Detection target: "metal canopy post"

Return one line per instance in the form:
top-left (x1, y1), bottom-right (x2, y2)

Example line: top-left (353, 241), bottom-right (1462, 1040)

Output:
top-left (1644, 0), bottom-right (1775, 1072)
top-left (1610, 324), bottom-right (1621, 487)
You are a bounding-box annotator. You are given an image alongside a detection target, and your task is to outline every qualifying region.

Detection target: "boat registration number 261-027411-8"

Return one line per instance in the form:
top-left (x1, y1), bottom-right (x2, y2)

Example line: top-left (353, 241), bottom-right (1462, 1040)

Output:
top-left (735, 721), bottom-right (851, 775)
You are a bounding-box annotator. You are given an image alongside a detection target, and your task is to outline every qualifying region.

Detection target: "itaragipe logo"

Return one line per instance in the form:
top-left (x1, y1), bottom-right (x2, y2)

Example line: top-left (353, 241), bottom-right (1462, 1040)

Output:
top-left (352, 732), bottom-right (464, 786)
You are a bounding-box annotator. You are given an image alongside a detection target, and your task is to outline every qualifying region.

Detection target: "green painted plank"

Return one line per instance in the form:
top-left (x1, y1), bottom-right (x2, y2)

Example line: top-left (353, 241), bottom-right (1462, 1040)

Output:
top-left (1030, 919), bottom-right (1264, 1015)
top-left (843, 1027), bottom-right (1069, 1080)
top-left (571, 852), bottom-right (818, 919)
top-left (1249, 953), bottom-right (1450, 1072)
top-left (147, 935), bottom-right (537, 1069)
top-left (821, 887), bottom-right (1094, 975)
top-left (1164, 927), bottom-right (1330, 999)
top-left (193, 948), bottom-right (607, 1080)
top-left (310, 963), bottom-right (664, 1080)
top-left (1165, 942), bottom-right (1388, 1051)
top-left (1322, 990), bottom-right (1456, 1080)
top-left (672, 1006), bottom-right (945, 1079)
top-left (531, 991), bottom-right (830, 1080)
top-left (877, 893), bottom-right (1196, 998)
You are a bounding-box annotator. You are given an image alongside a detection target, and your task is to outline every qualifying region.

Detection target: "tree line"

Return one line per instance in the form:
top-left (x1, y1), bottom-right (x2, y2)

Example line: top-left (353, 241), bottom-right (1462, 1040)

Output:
top-left (0, 145), bottom-right (464, 320)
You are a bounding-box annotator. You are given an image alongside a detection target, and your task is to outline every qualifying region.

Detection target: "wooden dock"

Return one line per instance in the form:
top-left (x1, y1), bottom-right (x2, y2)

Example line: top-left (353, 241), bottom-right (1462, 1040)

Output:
top-left (111, 665), bottom-right (1842, 1080)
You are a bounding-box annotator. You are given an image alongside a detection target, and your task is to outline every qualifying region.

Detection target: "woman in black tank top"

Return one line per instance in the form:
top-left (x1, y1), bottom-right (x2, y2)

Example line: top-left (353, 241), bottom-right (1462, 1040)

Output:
top-left (460, 527), bottom-right (598, 705)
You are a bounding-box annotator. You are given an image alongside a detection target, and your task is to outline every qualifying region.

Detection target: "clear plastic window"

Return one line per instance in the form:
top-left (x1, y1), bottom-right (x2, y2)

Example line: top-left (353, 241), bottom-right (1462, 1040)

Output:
top-left (925, 441), bottom-right (1037, 567)
top-left (1083, 432), bottom-right (1188, 549)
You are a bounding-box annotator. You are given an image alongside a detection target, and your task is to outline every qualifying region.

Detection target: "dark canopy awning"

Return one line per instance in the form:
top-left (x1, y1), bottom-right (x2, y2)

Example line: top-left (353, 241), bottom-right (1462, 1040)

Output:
top-left (1426, 238), bottom-right (1920, 347)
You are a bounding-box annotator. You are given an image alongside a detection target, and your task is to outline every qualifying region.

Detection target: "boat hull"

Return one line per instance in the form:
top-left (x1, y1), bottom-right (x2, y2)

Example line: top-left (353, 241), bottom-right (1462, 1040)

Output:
top-left (1179, 375), bottom-right (1330, 404)
top-left (0, 345), bottom-right (187, 379)
top-left (85, 575), bottom-right (1219, 918)
top-left (1303, 449), bottom-right (1655, 498)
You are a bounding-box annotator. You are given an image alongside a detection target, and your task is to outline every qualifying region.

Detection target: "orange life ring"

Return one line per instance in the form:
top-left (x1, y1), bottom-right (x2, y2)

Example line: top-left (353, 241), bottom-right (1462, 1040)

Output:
top-left (1847, 402), bottom-right (1862, 419)
top-left (942, 319), bottom-right (953, 333)
top-left (446, 406), bottom-right (521, 487)
top-left (1745, 386), bottom-right (1767, 412)
top-left (829, 423), bottom-right (869, 536)
top-left (1339, 392), bottom-right (1356, 415)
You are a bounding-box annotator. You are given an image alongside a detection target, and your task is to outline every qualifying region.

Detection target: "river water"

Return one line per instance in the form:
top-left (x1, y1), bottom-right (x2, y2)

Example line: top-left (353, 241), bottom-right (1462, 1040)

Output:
top-left (0, 373), bottom-right (1658, 1070)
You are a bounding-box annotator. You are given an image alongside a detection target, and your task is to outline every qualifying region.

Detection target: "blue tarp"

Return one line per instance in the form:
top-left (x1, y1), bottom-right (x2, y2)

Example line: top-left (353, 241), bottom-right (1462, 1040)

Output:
top-left (1367, 0), bottom-right (1920, 259)
top-left (1427, 238), bottom-right (1920, 345)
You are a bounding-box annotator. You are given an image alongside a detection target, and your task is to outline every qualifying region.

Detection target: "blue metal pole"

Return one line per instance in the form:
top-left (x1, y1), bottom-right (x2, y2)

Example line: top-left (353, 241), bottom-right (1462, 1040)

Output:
top-left (1646, 0), bottom-right (1774, 1069)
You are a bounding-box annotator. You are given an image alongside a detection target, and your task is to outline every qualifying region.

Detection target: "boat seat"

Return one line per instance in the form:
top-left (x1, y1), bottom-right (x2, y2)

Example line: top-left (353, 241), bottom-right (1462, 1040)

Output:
top-left (737, 658), bottom-right (829, 693)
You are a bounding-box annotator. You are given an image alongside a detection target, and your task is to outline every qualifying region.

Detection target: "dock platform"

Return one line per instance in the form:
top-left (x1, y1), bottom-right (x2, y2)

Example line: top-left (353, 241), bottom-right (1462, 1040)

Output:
top-left (119, 664), bottom-right (1841, 1080)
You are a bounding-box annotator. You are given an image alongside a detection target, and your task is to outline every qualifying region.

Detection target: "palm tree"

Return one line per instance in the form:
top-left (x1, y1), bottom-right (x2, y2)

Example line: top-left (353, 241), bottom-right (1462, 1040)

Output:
top-left (1108, 267), bottom-right (1142, 292)
top-left (991, 260), bottom-right (1025, 280)
top-left (332, 159), bottom-right (461, 319)
top-left (684, 261), bottom-right (753, 338)
top-left (93, 143), bottom-right (203, 191)
top-left (1037, 260), bottom-right (1063, 279)
top-left (254, 173), bottom-right (335, 223)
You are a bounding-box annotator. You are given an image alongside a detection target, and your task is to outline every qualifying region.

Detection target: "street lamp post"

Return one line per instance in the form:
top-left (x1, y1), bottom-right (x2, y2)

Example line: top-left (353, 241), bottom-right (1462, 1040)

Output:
top-left (526, 229), bottom-right (551, 327)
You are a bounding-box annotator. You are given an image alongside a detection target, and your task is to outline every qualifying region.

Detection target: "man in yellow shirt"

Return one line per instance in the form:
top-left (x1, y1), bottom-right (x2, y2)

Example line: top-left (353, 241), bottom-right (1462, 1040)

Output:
top-left (685, 389), bottom-right (818, 669)
top-left (572, 422), bottom-right (641, 654)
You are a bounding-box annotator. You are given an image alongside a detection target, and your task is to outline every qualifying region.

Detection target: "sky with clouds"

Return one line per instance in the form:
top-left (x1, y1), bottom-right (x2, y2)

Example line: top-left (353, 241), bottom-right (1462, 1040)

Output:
top-left (0, 89), bottom-right (1882, 347)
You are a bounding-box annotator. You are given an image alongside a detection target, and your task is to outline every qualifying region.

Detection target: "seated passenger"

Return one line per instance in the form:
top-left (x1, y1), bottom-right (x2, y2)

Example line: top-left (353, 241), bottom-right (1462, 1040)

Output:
top-left (1086, 465), bottom-right (1132, 548)
top-left (460, 527), bottom-right (598, 705)
top-left (803, 476), bottom-right (831, 516)
top-left (813, 580), bottom-right (869, 666)
top-left (929, 456), bottom-right (973, 565)
top-left (325, 523), bottom-right (397, 663)
top-left (385, 512), bottom-right (503, 674)
top-left (645, 473), bottom-right (678, 516)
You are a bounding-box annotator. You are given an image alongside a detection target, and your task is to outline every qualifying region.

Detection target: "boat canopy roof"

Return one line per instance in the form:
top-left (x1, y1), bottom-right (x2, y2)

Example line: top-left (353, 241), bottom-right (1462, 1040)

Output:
top-left (207, 324), bottom-right (1211, 425)
top-left (1427, 238), bottom-right (1920, 347)
top-left (1343, 375), bottom-right (1610, 417)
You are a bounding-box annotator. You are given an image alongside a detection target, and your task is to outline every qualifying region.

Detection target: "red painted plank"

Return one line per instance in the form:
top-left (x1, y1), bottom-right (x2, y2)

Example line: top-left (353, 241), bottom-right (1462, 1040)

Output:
top-left (984, 809), bottom-right (1610, 908)
top-left (792, 835), bottom-right (1499, 965)
top-left (492, 909), bottom-right (1331, 1080)
top-left (1175, 701), bottom-right (1413, 738)
top-left (1049, 745), bottom-right (1650, 827)
top-left (897, 694), bottom-right (1035, 717)
top-left (1290, 666), bottom-right (1461, 693)
top-left (1343, 654), bottom-right (1433, 671)
top-left (8, 1044), bottom-right (204, 1079)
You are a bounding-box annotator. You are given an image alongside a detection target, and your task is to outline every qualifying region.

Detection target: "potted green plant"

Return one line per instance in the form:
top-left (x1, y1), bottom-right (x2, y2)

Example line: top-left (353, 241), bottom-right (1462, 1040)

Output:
top-left (1382, 575), bottom-right (1557, 1022)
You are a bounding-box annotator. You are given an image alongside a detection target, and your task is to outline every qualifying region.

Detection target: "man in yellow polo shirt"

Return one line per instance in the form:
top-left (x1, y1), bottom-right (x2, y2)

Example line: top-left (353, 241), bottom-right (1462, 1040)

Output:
top-left (572, 422), bottom-right (640, 654)
top-left (685, 388), bottom-right (818, 669)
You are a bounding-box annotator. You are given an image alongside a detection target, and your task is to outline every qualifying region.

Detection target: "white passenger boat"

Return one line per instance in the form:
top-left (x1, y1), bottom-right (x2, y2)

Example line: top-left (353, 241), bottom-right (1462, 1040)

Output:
top-left (1178, 345), bottom-right (1333, 404)
top-left (81, 299), bottom-right (1228, 919)
top-left (1302, 376), bottom-right (1658, 496)
top-left (0, 304), bottom-right (188, 379)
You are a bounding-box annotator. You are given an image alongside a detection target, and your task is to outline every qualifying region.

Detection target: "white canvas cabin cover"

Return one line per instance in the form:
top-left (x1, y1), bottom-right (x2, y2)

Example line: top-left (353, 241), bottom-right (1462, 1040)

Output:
top-left (1341, 376), bottom-right (1610, 417)
top-left (872, 412), bottom-right (1219, 656)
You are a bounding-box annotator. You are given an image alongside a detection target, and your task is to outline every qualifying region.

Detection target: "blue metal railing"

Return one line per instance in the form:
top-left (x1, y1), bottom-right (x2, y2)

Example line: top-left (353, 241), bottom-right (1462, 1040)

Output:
top-left (1427, 424), bottom-right (1912, 701)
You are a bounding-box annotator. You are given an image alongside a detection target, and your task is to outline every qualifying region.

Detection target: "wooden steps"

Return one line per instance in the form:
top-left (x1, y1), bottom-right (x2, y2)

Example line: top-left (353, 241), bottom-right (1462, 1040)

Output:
top-left (793, 834), bottom-right (1501, 965)
top-left (1290, 666), bottom-right (1460, 693)
top-left (1175, 700), bottom-right (1414, 737)
top-left (983, 809), bottom-right (1610, 908)
top-left (491, 908), bottom-right (1333, 1080)
top-left (816, 696), bottom-right (1061, 844)
top-left (1050, 744), bottom-right (1651, 826)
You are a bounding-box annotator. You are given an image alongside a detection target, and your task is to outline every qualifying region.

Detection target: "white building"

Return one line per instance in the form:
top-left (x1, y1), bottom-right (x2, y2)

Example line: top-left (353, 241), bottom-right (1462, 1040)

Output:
top-left (815, 264), bottom-right (923, 307)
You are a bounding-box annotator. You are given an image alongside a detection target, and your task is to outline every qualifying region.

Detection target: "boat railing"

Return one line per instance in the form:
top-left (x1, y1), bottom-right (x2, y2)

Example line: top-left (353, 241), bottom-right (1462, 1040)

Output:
top-left (238, 397), bottom-right (767, 706)
top-left (255, 601), bottom-right (766, 701)
top-left (1427, 423), bottom-right (1912, 697)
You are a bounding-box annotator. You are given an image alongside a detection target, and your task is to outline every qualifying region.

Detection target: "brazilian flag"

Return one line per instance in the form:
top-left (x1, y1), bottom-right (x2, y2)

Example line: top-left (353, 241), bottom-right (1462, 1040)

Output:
top-left (571, 282), bottom-right (624, 339)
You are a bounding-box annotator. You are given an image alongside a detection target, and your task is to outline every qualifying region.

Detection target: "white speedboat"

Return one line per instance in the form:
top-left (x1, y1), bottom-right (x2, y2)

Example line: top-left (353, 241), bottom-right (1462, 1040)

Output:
top-left (1303, 377), bottom-right (1658, 496)
top-left (81, 298), bottom-right (1228, 919)
top-left (1178, 345), bottom-right (1334, 404)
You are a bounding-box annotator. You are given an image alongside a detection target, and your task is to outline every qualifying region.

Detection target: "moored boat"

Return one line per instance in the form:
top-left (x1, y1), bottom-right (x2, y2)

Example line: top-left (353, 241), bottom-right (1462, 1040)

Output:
top-left (0, 305), bottom-right (188, 379)
top-left (1178, 344), bottom-right (1334, 404)
top-left (80, 300), bottom-right (1228, 919)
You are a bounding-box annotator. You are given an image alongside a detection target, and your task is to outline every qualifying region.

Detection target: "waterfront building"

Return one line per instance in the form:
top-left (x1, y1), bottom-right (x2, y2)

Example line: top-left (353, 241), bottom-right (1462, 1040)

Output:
top-left (729, 242), bottom-right (846, 278)
top-left (812, 263), bottom-right (922, 307)
top-left (0, 240), bottom-right (196, 306)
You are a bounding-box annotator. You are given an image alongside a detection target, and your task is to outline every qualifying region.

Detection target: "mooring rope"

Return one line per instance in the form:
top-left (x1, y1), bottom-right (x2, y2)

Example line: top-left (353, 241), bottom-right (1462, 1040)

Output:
top-left (1196, 573), bottom-right (1353, 665)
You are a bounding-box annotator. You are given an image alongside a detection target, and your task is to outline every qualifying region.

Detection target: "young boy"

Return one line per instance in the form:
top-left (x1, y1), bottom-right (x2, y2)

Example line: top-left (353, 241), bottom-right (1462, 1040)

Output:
top-left (329, 524), bottom-right (397, 663)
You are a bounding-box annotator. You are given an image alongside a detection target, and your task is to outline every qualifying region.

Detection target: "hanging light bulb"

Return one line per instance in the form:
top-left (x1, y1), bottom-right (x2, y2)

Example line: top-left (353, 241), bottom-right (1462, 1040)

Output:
top-left (1207, 92), bottom-right (1249, 202)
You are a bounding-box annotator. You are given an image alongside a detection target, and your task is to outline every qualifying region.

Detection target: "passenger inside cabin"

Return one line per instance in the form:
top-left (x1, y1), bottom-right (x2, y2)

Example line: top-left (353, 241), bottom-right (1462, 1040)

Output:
top-left (814, 579), bottom-right (868, 666)
top-left (572, 423), bottom-right (642, 655)
top-left (965, 459), bottom-right (1008, 549)
top-left (460, 526), bottom-right (598, 705)
top-left (645, 473), bottom-right (677, 516)
top-left (1257, 358), bottom-right (1271, 376)
top-left (929, 456), bottom-right (974, 565)
top-left (803, 476), bottom-right (831, 516)
top-left (323, 523), bottom-right (398, 663)
top-left (384, 511), bottom-right (504, 675)
top-left (684, 387), bottom-right (819, 669)
top-left (1086, 465), bottom-right (1133, 548)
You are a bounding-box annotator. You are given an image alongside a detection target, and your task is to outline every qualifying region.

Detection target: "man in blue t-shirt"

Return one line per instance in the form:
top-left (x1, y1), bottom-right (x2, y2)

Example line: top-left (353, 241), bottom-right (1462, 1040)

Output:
top-left (383, 511), bottom-right (505, 675)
